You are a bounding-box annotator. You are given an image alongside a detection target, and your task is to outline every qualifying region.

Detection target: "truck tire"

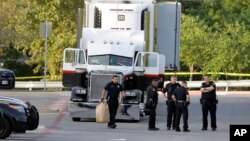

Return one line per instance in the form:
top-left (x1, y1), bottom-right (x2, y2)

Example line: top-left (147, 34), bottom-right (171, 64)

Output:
top-left (0, 118), bottom-right (12, 139)
top-left (72, 117), bottom-right (81, 122)
top-left (140, 112), bottom-right (144, 117)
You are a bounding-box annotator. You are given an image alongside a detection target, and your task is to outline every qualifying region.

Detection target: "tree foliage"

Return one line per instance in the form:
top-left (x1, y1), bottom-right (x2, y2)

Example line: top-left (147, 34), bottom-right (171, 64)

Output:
top-left (0, 0), bottom-right (83, 78)
top-left (179, 0), bottom-right (250, 80)
top-left (0, 0), bottom-right (34, 76)
top-left (0, 0), bottom-right (249, 80)
top-left (180, 14), bottom-right (214, 80)
top-left (19, 0), bottom-right (84, 78)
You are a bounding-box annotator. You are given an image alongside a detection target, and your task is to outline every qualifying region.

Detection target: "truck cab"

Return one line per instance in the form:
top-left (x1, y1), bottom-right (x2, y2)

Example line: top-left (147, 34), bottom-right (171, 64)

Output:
top-left (62, 0), bottom-right (181, 121)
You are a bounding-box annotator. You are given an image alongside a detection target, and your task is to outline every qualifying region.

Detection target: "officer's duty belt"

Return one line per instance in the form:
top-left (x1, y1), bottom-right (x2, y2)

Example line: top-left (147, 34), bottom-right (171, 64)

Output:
top-left (177, 100), bottom-right (185, 103)
top-left (202, 99), bottom-right (215, 102)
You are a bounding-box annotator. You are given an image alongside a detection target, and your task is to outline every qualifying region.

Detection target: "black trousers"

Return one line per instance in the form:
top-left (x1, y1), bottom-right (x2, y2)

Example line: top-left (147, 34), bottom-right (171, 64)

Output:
top-left (148, 106), bottom-right (157, 128)
top-left (202, 100), bottom-right (217, 129)
top-left (167, 101), bottom-right (176, 128)
top-left (108, 100), bottom-right (118, 126)
top-left (175, 103), bottom-right (188, 129)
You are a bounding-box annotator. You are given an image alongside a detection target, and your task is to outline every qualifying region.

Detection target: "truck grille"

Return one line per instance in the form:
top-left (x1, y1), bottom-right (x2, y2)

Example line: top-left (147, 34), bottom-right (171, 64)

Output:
top-left (89, 72), bottom-right (122, 101)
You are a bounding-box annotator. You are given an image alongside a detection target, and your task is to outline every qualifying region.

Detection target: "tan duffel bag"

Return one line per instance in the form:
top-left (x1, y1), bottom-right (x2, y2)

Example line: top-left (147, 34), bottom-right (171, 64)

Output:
top-left (96, 101), bottom-right (110, 123)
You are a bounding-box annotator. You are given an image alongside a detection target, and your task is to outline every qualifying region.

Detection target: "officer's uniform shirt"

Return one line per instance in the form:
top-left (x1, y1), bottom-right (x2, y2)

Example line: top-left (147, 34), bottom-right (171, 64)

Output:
top-left (163, 83), bottom-right (181, 100)
top-left (104, 82), bottom-right (124, 100)
top-left (201, 81), bottom-right (216, 100)
top-left (174, 86), bottom-right (189, 101)
top-left (147, 85), bottom-right (158, 104)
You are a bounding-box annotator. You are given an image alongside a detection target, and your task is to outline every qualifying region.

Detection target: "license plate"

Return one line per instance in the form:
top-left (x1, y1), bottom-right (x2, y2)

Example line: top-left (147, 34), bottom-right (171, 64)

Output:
top-left (1, 80), bottom-right (8, 85)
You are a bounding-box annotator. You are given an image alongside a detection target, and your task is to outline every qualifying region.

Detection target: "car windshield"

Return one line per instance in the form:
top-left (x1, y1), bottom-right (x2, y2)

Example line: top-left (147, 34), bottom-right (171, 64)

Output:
top-left (88, 55), bottom-right (132, 66)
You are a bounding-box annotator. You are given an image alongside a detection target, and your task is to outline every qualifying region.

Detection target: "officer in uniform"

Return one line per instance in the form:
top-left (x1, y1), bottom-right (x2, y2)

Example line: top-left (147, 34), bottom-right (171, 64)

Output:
top-left (172, 81), bottom-right (190, 132)
top-left (162, 76), bottom-right (181, 130)
top-left (146, 79), bottom-right (159, 131)
top-left (200, 75), bottom-right (218, 131)
top-left (101, 75), bottom-right (125, 129)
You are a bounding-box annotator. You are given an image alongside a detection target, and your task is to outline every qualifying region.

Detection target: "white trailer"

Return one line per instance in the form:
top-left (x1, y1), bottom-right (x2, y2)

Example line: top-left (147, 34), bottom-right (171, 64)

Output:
top-left (62, 0), bottom-right (181, 121)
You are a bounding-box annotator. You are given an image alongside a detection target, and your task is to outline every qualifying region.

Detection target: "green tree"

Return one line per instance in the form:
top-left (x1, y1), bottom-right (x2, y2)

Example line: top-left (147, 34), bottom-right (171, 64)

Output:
top-left (15, 0), bottom-right (84, 79)
top-left (0, 0), bottom-right (35, 76)
top-left (180, 14), bottom-right (214, 80)
top-left (180, 0), bottom-right (250, 80)
top-left (203, 22), bottom-right (250, 73)
top-left (0, 0), bottom-right (22, 57)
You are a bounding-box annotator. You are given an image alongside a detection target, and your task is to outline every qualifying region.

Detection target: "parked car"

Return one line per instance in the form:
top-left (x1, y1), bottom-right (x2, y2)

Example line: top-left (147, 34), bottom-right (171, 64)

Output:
top-left (0, 96), bottom-right (39, 139)
top-left (0, 69), bottom-right (15, 89)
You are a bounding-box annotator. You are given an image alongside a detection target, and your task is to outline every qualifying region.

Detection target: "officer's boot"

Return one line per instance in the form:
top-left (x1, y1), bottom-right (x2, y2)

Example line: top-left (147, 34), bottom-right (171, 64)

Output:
top-left (175, 127), bottom-right (181, 132)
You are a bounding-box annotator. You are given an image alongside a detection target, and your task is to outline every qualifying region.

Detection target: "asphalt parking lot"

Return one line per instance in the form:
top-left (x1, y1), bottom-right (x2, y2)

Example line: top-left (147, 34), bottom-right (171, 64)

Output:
top-left (0, 91), bottom-right (250, 141)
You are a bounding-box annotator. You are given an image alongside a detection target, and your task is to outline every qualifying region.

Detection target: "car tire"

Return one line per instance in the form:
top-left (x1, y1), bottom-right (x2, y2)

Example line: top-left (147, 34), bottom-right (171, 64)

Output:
top-left (0, 110), bottom-right (3, 129)
top-left (11, 80), bottom-right (15, 89)
top-left (0, 117), bottom-right (12, 139)
top-left (72, 117), bottom-right (81, 122)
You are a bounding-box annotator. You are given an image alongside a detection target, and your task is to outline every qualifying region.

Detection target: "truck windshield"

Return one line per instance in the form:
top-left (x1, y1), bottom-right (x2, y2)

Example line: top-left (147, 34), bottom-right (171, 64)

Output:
top-left (88, 55), bottom-right (132, 66)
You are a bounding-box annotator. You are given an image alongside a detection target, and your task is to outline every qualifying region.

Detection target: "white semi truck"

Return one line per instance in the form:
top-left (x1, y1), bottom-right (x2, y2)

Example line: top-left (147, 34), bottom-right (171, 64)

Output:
top-left (62, 0), bottom-right (181, 121)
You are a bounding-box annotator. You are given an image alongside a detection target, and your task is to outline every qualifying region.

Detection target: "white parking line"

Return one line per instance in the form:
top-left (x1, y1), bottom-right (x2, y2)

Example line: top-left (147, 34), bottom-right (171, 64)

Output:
top-left (110, 139), bottom-right (127, 141)
top-left (26, 125), bottom-right (46, 133)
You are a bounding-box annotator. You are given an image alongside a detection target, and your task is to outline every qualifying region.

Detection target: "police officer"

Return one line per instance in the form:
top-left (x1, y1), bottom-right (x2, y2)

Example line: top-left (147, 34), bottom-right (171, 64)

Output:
top-left (200, 75), bottom-right (218, 131)
top-left (146, 79), bottom-right (159, 131)
top-left (101, 75), bottom-right (125, 129)
top-left (163, 76), bottom-right (181, 130)
top-left (172, 81), bottom-right (190, 132)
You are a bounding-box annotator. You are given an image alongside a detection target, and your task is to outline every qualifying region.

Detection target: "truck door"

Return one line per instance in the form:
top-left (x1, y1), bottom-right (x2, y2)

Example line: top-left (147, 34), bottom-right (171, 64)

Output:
top-left (134, 52), bottom-right (165, 89)
top-left (63, 48), bottom-right (87, 87)
top-left (134, 52), bottom-right (165, 76)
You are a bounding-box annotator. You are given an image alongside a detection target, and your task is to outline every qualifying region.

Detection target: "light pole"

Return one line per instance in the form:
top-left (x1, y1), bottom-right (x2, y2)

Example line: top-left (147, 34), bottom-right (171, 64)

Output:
top-left (44, 21), bottom-right (48, 90)
top-left (40, 21), bottom-right (52, 91)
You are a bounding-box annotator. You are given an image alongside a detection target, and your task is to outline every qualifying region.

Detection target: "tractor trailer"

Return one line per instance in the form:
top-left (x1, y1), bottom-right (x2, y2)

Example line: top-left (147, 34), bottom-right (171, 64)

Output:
top-left (62, 0), bottom-right (181, 121)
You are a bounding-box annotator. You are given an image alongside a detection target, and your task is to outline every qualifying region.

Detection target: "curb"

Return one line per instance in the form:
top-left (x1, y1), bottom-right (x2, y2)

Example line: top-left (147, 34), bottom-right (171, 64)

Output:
top-left (159, 91), bottom-right (250, 96)
top-left (189, 91), bottom-right (250, 96)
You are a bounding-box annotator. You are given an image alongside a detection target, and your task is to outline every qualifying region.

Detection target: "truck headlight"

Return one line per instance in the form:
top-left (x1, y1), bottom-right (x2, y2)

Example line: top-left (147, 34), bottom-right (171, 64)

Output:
top-left (75, 89), bottom-right (87, 94)
top-left (130, 92), bottom-right (136, 96)
top-left (71, 98), bottom-right (83, 101)
top-left (125, 91), bottom-right (136, 96)
top-left (8, 104), bottom-right (25, 113)
top-left (125, 91), bottom-right (130, 95)
top-left (139, 103), bottom-right (145, 111)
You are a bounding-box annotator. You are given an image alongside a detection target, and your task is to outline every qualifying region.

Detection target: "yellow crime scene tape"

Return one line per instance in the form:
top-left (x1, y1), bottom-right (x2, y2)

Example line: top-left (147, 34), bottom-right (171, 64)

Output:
top-left (15, 76), bottom-right (45, 80)
top-left (164, 72), bottom-right (250, 77)
top-left (15, 72), bottom-right (250, 80)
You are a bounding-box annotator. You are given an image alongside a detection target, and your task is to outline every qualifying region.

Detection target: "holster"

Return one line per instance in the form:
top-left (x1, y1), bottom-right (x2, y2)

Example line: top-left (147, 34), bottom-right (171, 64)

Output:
top-left (184, 101), bottom-right (190, 107)
top-left (146, 99), bottom-right (156, 108)
top-left (215, 99), bottom-right (218, 104)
